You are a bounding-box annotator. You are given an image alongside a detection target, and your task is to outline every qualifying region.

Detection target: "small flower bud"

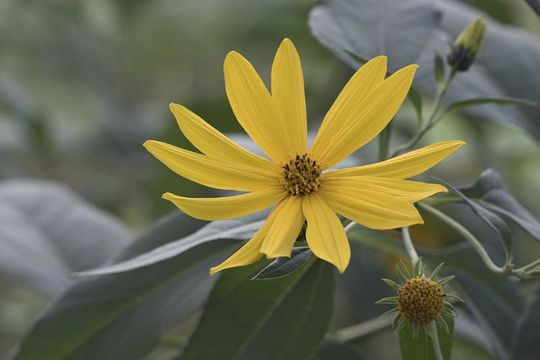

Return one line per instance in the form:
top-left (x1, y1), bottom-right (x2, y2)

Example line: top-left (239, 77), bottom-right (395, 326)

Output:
top-left (447, 18), bottom-right (486, 71)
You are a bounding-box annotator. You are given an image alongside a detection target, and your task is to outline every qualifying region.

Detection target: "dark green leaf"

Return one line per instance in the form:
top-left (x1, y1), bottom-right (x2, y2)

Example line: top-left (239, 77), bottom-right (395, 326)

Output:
top-left (313, 341), bottom-right (368, 360)
top-left (399, 314), bottom-right (454, 360)
top-left (460, 169), bottom-right (540, 242)
top-left (434, 53), bottom-right (445, 86)
top-left (510, 284), bottom-right (540, 360)
top-left (0, 180), bottom-right (130, 296)
top-left (440, 178), bottom-right (512, 252)
top-left (253, 247), bottom-right (313, 280)
top-left (309, 0), bottom-right (540, 137)
top-left (79, 211), bottom-right (267, 276)
top-left (182, 260), bottom-right (335, 360)
top-left (15, 238), bottom-right (233, 360)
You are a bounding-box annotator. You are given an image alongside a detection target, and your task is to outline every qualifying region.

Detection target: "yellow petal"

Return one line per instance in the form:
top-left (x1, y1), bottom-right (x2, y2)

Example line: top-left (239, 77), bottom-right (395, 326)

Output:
top-left (302, 194), bottom-right (350, 273)
top-left (144, 140), bottom-right (279, 191)
top-left (312, 64), bottom-right (418, 168)
top-left (209, 215), bottom-right (274, 275)
top-left (310, 56), bottom-right (387, 165)
top-left (260, 196), bottom-right (304, 258)
top-left (162, 187), bottom-right (286, 221)
top-left (271, 38), bottom-right (307, 153)
top-left (322, 174), bottom-right (447, 202)
top-left (328, 141), bottom-right (465, 179)
top-left (169, 103), bottom-right (276, 173)
top-left (319, 184), bottom-right (423, 230)
top-left (224, 51), bottom-right (290, 163)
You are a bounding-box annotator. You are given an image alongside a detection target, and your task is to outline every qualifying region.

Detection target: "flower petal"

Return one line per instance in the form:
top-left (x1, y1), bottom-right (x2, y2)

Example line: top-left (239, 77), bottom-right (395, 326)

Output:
top-left (310, 56), bottom-right (387, 165)
top-left (260, 196), bottom-right (304, 258)
top-left (209, 215), bottom-right (275, 275)
top-left (162, 187), bottom-right (286, 221)
top-left (224, 51), bottom-right (291, 163)
top-left (271, 38), bottom-right (307, 154)
top-left (319, 184), bottom-right (424, 230)
top-left (169, 103), bottom-right (276, 172)
top-left (322, 174), bottom-right (447, 202)
top-left (312, 64), bottom-right (418, 168)
top-left (302, 194), bottom-right (350, 273)
top-left (144, 140), bottom-right (279, 191)
top-left (328, 141), bottom-right (465, 179)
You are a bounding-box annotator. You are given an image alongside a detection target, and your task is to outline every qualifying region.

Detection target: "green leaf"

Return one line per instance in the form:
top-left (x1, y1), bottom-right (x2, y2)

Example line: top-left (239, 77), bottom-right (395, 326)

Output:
top-left (439, 178), bottom-right (512, 253)
top-left (510, 284), bottom-right (540, 360)
top-left (182, 260), bottom-right (335, 360)
top-left (444, 97), bottom-right (536, 115)
top-left (309, 0), bottom-right (540, 137)
top-left (313, 341), bottom-right (368, 359)
top-left (434, 53), bottom-right (445, 87)
top-left (399, 315), bottom-right (454, 360)
top-left (79, 211), bottom-right (267, 276)
top-left (460, 169), bottom-right (540, 242)
top-left (14, 213), bottom-right (234, 360)
top-left (253, 247), bottom-right (313, 280)
top-left (0, 180), bottom-right (131, 296)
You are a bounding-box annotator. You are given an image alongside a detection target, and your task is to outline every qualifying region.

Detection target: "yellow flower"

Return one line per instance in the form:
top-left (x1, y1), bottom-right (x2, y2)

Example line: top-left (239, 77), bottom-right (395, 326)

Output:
top-left (144, 39), bottom-right (464, 274)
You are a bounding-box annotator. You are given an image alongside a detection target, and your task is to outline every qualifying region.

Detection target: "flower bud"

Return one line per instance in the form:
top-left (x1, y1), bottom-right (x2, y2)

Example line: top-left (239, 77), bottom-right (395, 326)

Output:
top-left (447, 18), bottom-right (486, 71)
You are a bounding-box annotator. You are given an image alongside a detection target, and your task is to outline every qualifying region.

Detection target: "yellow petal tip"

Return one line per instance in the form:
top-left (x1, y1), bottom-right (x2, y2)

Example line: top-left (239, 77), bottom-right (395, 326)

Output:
top-left (161, 192), bottom-right (176, 200)
top-left (142, 140), bottom-right (156, 150)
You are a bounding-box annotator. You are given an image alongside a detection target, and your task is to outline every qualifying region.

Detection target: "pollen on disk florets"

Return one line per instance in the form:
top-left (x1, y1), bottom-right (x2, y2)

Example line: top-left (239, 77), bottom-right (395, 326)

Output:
top-left (397, 276), bottom-right (444, 325)
top-left (281, 154), bottom-right (321, 196)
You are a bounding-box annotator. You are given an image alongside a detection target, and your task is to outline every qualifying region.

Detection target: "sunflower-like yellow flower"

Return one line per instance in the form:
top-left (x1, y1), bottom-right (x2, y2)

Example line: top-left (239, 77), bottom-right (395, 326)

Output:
top-left (144, 39), bottom-right (463, 274)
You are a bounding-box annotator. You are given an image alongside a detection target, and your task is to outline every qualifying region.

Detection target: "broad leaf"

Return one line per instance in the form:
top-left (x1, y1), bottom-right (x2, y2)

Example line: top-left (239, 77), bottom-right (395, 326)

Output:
top-left (510, 284), bottom-right (540, 360)
top-left (313, 341), bottom-right (368, 359)
top-left (253, 246), bottom-right (313, 280)
top-left (14, 210), bottom-right (234, 360)
top-left (0, 180), bottom-right (130, 296)
top-left (309, 0), bottom-right (540, 137)
top-left (182, 260), bottom-right (335, 360)
top-left (79, 211), bottom-right (267, 276)
top-left (399, 314), bottom-right (454, 360)
top-left (460, 169), bottom-right (540, 242)
top-left (441, 179), bottom-right (512, 252)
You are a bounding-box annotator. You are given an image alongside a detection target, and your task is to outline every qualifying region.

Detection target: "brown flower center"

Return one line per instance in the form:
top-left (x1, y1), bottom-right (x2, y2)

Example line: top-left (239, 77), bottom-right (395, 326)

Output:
top-left (281, 154), bottom-right (321, 196)
top-left (397, 276), bottom-right (444, 325)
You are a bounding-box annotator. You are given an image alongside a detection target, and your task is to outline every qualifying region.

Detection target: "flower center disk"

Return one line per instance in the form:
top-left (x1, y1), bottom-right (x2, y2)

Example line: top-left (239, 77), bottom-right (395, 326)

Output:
top-left (397, 276), bottom-right (444, 325)
top-left (282, 154), bottom-right (321, 196)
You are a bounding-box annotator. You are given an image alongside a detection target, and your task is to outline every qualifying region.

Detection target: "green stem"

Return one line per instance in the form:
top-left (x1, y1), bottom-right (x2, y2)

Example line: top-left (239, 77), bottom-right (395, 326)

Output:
top-left (402, 227), bottom-right (419, 266)
top-left (393, 68), bottom-right (457, 156)
top-left (333, 316), bottom-right (393, 343)
top-left (418, 203), bottom-right (505, 274)
top-left (430, 322), bottom-right (445, 360)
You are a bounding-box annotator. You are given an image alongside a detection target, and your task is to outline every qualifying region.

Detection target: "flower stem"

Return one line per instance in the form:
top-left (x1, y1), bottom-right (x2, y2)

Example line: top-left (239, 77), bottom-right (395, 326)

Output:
top-left (402, 227), bottom-right (419, 266)
top-left (393, 68), bottom-right (457, 156)
top-left (430, 322), bottom-right (445, 360)
top-left (333, 316), bottom-right (393, 343)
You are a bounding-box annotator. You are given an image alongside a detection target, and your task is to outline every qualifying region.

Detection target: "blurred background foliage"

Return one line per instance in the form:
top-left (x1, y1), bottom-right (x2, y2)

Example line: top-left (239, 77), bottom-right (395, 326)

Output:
top-left (0, 0), bottom-right (539, 358)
